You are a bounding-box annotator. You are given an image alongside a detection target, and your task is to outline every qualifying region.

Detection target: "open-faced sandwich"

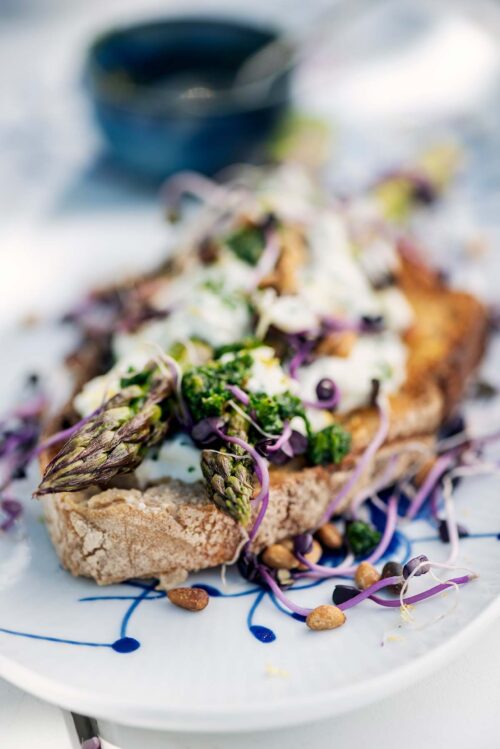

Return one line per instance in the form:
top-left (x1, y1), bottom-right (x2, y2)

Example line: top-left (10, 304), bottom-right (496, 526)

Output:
top-left (33, 156), bottom-right (488, 627)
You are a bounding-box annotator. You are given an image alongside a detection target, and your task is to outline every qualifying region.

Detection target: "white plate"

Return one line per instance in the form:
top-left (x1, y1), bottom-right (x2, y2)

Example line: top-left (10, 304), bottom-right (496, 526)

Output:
top-left (1, 267), bottom-right (500, 732)
top-left (0, 438), bottom-right (500, 731)
top-left (1, 187), bottom-right (500, 733)
top-left (2, 0), bottom-right (500, 732)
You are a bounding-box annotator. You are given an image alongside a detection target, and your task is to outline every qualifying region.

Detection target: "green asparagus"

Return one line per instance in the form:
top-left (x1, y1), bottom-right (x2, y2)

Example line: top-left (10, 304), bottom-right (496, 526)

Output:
top-left (35, 361), bottom-right (175, 495)
top-left (200, 410), bottom-right (254, 525)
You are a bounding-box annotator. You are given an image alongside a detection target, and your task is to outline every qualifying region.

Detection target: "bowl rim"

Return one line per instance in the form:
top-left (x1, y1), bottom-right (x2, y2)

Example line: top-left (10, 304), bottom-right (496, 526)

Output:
top-left (85, 15), bottom-right (294, 119)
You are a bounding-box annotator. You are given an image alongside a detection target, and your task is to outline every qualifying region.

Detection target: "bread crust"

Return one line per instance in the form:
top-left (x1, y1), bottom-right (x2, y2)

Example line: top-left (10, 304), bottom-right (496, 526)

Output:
top-left (42, 436), bottom-right (433, 586)
top-left (39, 258), bottom-right (488, 586)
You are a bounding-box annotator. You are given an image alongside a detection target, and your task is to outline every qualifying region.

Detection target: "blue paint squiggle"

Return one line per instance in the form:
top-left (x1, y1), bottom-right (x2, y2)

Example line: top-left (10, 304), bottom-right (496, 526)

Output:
top-left (0, 509), bottom-right (498, 650)
top-left (0, 580), bottom-right (163, 653)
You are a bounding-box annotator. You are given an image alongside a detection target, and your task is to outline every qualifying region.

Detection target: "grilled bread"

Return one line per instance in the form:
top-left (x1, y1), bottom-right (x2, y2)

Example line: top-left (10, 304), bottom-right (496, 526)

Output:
top-left (40, 253), bottom-right (487, 587)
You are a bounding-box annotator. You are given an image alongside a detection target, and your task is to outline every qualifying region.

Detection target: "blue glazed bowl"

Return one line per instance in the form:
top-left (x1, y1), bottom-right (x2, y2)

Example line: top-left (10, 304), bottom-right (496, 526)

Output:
top-left (85, 17), bottom-right (292, 181)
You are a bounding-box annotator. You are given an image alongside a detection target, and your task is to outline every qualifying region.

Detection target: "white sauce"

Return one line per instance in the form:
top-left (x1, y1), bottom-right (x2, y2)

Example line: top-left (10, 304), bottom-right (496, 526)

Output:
top-left (305, 408), bottom-right (335, 432)
top-left (73, 165), bottom-right (415, 485)
top-left (376, 287), bottom-right (414, 331)
top-left (135, 434), bottom-right (202, 486)
top-left (150, 251), bottom-right (252, 310)
top-left (306, 212), bottom-right (381, 319)
top-left (246, 346), bottom-right (299, 396)
top-left (254, 289), bottom-right (319, 336)
top-left (253, 211), bottom-right (388, 337)
top-left (258, 163), bottom-right (321, 223)
top-left (75, 254), bottom-right (253, 417)
top-left (74, 346), bottom-right (153, 417)
top-left (114, 286), bottom-right (250, 361)
top-left (357, 237), bottom-right (399, 285)
top-left (298, 332), bottom-right (407, 414)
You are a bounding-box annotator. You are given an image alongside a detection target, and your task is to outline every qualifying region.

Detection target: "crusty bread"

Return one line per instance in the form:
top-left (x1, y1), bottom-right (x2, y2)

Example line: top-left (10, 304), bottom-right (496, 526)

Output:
top-left (39, 257), bottom-right (488, 587)
top-left (42, 436), bottom-right (434, 587)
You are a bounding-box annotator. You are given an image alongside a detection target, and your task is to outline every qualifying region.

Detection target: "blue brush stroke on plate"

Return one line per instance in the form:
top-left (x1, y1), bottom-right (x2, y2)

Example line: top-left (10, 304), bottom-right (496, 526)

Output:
top-left (0, 506), bottom-right (498, 650)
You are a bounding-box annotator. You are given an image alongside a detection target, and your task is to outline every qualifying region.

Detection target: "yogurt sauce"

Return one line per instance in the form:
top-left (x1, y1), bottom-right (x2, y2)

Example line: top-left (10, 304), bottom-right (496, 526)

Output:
top-left (74, 167), bottom-right (412, 427)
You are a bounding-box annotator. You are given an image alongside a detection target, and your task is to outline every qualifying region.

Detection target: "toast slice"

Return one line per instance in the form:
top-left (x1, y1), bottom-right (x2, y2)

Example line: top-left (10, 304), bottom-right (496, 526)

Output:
top-left (40, 256), bottom-right (487, 587)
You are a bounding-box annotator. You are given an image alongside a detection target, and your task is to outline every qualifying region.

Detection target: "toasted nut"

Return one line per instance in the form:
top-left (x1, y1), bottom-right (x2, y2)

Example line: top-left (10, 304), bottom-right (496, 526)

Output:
top-left (355, 561), bottom-right (380, 591)
top-left (297, 539), bottom-right (323, 570)
top-left (167, 587), bottom-right (209, 612)
top-left (276, 568), bottom-right (294, 587)
top-left (271, 225), bottom-right (307, 295)
top-left (262, 543), bottom-right (299, 570)
top-left (317, 523), bottom-right (343, 550)
top-left (414, 457), bottom-right (437, 488)
top-left (306, 605), bottom-right (346, 631)
top-left (316, 331), bottom-right (357, 358)
top-left (281, 538), bottom-right (295, 551)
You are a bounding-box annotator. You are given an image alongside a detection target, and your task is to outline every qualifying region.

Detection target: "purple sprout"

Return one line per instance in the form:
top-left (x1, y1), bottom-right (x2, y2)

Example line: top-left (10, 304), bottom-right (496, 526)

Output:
top-left (256, 428), bottom-right (307, 466)
top-left (287, 336), bottom-right (314, 380)
top-left (160, 170), bottom-right (225, 221)
top-left (337, 576), bottom-right (402, 611)
top-left (0, 497), bottom-right (23, 532)
top-left (35, 405), bottom-right (105, 459)
top-left (321, 316), bottom-right (359, 333)
top-left (256, 439), bottom-right (291, 466)
top-left (293, 533), bottom-right (313, 556)
top-left (303, 376), bottom-right (340, 410)
top-left (259, 567), bottom-right (311, 618)
top-left (318, 395), bottom-right (390, 526)
top-left (295, 493), bottom-right (398, 579)
top-left (403, 554), bottom-right (431, 580)
top-left (237, 550), bottom-right (294, 592)
top-left (238, 549), bottom-right (267, 585)
top-left (438, 519), bottom-right (469, 543)
top-left (406, 452), bottom-right (456, 520)
top-left (265, 422), bottom-right (292, 453)
top-left (191, 417), bottom-right (223, 447)
top-left (0, 381), bottom-right (47, 494)
top-left (226, 384), bottom-right (250, 406)
top-left (370, 575), bottom-right (474, 608)
top-left (332, 571), bottom-right (475, 611)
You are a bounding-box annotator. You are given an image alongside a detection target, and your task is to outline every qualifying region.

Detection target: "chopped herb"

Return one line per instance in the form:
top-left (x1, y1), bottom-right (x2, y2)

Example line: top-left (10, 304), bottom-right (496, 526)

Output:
top-left (226, 225), bottom-right (265, 266)
top-left (182, 353), bottom-right (253, 422)
top-left (346, 520), bottom-right (381, 556)
top-left (120, 368), bottom-right (154, 389)
top-left (307, 424), bottom-right (351, 466)
top-left (188, 466), bottom-right (195, 473)
top-left (214, 338), bottom-right (262, 358)
top-left (249, 391), bottom-right (305, 435)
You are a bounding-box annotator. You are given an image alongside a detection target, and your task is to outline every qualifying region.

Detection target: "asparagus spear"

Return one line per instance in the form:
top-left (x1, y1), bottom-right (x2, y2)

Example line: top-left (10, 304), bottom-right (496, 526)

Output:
top-left (200, 410), bottom-right (254, 526)
top-left (35, 362), bottom-right (175, 495)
